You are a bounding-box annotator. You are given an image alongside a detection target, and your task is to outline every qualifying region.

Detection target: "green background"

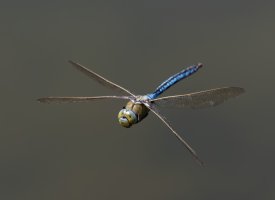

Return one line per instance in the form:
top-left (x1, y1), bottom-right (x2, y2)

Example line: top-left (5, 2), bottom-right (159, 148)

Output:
top-left (1, 1), bottom-right (274, 199)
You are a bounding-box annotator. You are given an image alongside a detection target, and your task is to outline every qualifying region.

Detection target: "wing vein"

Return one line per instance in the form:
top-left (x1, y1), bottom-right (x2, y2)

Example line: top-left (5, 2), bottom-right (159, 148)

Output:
top-left (38, 96), bottom-right (131, 103)
top-left (68, 60), bottom-right (135, 97)
top-left (144, 103), bottom-right (204, 166)
top-left (151, 87), bottom-right (245, 109)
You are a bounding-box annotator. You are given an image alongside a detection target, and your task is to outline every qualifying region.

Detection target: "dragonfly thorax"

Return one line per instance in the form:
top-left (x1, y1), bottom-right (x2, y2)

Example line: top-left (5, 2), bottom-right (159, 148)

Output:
top-left (118, 99), bottom-right (150, 128)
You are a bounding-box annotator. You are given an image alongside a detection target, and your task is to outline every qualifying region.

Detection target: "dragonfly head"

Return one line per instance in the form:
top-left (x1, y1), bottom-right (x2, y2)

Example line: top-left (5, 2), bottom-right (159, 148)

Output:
top-left (118, 108), bottom-right (138, 128)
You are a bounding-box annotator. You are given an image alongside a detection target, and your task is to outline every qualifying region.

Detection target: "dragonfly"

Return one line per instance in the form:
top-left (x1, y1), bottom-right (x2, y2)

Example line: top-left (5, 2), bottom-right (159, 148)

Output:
top-left (38, 61), bottom-right (245, 165)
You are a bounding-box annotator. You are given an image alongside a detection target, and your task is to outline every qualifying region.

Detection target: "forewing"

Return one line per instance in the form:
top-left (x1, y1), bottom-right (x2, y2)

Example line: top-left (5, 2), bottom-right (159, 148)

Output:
top-left (38, 96), bottom-right (131, 103)
top-left (151, 87), bottom-right (245, 109)
top-left (68, 60), bottom-right (135, 96)
top-left (144, 103), bottom-right (203, 166)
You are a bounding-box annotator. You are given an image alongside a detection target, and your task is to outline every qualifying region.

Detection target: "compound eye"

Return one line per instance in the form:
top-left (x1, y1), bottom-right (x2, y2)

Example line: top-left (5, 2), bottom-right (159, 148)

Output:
top-left (117, 109), bottom-right (137, 128)
top-left (118, 109), bottom-right (131, 128)
top-left (118, 109), bottom-right (126, 119)
top-left (118, 116), bottom-right (130, 128)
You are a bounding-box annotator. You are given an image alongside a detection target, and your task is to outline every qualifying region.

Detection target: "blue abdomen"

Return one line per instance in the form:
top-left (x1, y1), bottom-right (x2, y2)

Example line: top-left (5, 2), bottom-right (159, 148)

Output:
top-left (147, 63), bottom-right (203, 99)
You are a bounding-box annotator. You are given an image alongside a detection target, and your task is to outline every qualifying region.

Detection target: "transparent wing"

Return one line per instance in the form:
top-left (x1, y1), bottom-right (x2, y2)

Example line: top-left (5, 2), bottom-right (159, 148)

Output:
top-left (38, 96), bottom-right (131, 103)
top-left (68, 60), bottom-right (135, 96)
top-left (151, 87), bottom-right (245, 109)
top-left (144, 103), bottom-right (204, 166)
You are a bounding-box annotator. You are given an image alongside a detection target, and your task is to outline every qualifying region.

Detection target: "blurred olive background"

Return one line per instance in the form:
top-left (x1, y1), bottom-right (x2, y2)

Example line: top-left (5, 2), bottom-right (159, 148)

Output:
top-left (0, 0), bottom-right (274, 199)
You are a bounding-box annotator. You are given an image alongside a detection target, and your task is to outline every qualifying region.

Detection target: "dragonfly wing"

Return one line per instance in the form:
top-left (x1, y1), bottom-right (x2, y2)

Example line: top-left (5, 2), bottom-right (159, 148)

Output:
top-left (68, 60), bottom-right (135, 96)
top-left (38, 96), bottom-right (131, 103)
top-left (144, 103), bottom-right (203, 166)
top-left (151, 87), bottom-right (245, 109)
